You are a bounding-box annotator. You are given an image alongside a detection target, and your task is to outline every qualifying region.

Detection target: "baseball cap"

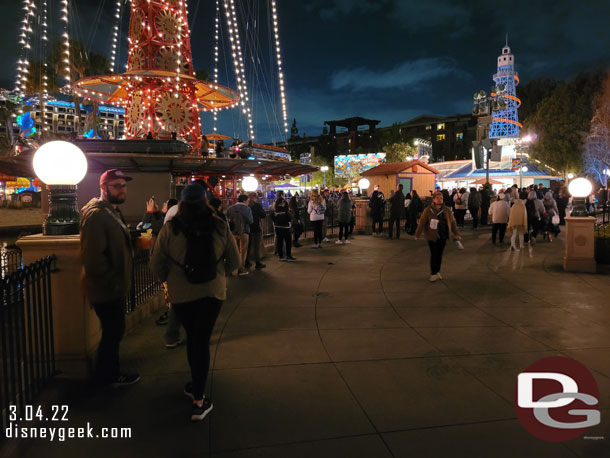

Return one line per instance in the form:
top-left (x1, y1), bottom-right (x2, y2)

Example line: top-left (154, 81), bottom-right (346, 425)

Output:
top-left (100, 169), bottom-right (133, 186)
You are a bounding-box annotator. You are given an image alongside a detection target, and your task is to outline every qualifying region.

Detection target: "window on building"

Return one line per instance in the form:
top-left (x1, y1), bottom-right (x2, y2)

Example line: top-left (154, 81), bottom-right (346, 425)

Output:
top-left (436, 134), bottom-right (446, 141)
top-left (426, 125), bottom-right (432, 130)
top-left (437, 123), bottom-right (445, 130)
top-left (456, 132), bottom-right (464, 140)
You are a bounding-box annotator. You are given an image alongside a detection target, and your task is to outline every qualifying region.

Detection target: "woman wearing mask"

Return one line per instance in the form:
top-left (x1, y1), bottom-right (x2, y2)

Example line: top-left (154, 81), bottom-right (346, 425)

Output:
top-left (307, 189), bottom-right (326, 248)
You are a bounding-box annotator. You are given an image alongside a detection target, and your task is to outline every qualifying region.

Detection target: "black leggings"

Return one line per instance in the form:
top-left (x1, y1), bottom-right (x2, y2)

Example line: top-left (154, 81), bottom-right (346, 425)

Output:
top-left (312, 220), bottom-right (323, 244)
top-left (173, 297), bottom-right (223, 401)
top-left (428, 239), bottom-right (447, 275)
top-left (339, 222), bottom-right (349, 240)
top-left (275, 227), bottom-right (292, 257)
top-left (93, 299), bottom-right (126, 382)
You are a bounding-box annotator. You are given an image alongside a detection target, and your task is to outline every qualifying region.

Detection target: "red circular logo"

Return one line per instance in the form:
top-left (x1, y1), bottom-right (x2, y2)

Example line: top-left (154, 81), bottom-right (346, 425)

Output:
top-left (514, 356), bottom-right (600, 442)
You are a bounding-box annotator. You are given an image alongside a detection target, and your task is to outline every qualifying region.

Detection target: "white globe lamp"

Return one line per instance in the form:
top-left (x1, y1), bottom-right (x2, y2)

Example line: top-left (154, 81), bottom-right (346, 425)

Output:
top-left (32, 141), bottom-right (88, 235)
top-left (358, 178), bottom-right (370, 191)
top-left (568, 177), bottom-right (593, 217)
top-left (241, 176), bottom-right (258, 192)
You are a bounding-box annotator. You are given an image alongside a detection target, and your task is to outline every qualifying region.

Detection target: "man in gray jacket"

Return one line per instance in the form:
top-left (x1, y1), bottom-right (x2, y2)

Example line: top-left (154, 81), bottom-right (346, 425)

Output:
top-left (226, 194), bottom-right (253, 275)
top-left (80, 169), bottom-right (139, 387)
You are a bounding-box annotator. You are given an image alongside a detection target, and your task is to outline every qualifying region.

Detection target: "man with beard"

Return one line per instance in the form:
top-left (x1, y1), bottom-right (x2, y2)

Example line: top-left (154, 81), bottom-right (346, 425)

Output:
top-left (80, 169), bottom-right (139, 387)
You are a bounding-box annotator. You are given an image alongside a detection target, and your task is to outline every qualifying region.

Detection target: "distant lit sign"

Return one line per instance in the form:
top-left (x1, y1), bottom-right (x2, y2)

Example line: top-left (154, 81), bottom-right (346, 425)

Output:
top-left (512, 158), bottom-right (521, 171)
top-left (334, 153), bottom-right (386, 176)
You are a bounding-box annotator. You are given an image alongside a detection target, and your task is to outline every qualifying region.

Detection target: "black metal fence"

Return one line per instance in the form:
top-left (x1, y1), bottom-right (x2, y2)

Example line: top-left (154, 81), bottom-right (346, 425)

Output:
top-left (127, 249), bottom-right (162, 312)
top-left (1, 246), bottom-right (23, 279)
top-left (0, 256), bottom-right (56, 442)
top-left (595, 206), bottom-right (610, 264)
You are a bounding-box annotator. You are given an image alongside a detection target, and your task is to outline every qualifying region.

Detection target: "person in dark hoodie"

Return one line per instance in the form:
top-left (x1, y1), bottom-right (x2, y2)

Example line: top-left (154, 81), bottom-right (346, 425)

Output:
top-left (80, 169), bottom-right (139, 387)
top-left (369, 184), bottom-right (385, 236)
top-left (273, 196), bottom-right (296, 261)
top-left (388, 183), bottom-right (405, 239)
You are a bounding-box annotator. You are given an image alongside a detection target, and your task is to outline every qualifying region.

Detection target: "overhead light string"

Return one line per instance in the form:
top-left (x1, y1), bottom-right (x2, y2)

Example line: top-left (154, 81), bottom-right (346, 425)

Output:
top-left (270, 0), bottom-right (288, 138)
top-left (213, 0), bottom-right (220, 132)
top-left (109, 0), bottom-right (122, 73)
top-left (16, 0), bottom-right (35, 97)
top-left (60, 0), bottom-right (71, 86)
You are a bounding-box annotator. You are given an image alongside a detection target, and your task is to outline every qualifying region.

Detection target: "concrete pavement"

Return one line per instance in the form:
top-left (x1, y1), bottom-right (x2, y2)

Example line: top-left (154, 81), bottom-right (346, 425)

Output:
top-left (6, 226), bottom-right (610, 457)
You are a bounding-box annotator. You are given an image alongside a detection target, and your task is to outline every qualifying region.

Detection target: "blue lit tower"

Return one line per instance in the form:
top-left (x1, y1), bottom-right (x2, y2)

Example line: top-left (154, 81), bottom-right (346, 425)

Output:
top-left (489, 42), bottom-right (522, 139)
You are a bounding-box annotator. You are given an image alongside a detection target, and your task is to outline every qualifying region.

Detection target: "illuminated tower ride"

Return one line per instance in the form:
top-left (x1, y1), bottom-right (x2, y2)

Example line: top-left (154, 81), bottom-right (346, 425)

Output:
top-left (73, 0), bottom-right (239, 154)
top-left (489, 42), bottom-right (522, 140)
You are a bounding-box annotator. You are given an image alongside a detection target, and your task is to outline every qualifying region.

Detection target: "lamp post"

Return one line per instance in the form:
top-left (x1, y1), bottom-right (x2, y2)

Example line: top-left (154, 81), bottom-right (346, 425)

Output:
top-left (358, 178), bottom-right (370, 196)
top-left (563, 177), bottom-right (596, 272)
top-left (568, 177), bottom-right (593, 217)
top-left (33, 141), bottom-right (88, 235)
top-left (320, 165), bottom-right (329, 188)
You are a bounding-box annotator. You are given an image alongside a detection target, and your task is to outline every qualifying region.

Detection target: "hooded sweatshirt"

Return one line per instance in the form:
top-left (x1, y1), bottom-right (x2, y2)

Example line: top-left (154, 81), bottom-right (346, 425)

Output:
top-left (80, 198), bottom-right (133, 304)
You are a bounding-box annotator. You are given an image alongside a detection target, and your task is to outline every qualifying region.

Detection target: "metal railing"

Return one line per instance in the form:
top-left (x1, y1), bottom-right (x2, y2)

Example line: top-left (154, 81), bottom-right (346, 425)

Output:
top-left (1, 246), bottom-right (23, 279)
top-left (1, 256), bottom-right (57, 442)
top-left (595, 205), bottom-right (610, 264)
top-left (127, 249), bottom-right (162, 313)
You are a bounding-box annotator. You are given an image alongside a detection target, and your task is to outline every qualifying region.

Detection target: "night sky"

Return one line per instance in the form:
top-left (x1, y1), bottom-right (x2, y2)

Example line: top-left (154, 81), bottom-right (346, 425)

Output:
top-left (1, 0), bottom-right (609, 144)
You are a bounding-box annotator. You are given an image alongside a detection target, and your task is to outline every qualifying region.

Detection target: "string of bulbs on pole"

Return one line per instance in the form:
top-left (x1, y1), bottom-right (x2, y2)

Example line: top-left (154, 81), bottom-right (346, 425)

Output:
top-left (270, 0), bottom-right (288, 136)
top-left (60, 0), bottom-right (71, 85)
top-left (224, 0), bottom-right (255, 140)
top-left (16, 0), bottom-right (35, 97)
top-left (109, 0), bottom-right (123, 73)
top-left (213, 0), bottom-right (220, 132)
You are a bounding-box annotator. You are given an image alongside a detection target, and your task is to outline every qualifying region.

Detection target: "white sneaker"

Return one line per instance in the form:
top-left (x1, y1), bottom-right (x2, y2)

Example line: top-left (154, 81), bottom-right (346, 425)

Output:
top-left (343, 239), bottom-right (351, 244)
top-left (323, 237), bottom-right (330, 243)
top-left (335, 240), bottom-right (343, 245)
top-left (429, 274), bottom-right (440, 282)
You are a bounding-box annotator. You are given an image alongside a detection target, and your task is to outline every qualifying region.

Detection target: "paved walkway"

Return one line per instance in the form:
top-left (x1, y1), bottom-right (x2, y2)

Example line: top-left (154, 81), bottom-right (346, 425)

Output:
top-left (7, 227), bottom-right (610, 457)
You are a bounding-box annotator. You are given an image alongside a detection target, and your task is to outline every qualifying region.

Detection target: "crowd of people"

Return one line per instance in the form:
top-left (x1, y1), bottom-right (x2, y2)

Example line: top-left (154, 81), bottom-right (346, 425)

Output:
top-left (80, 168), bottom-right (608, 424)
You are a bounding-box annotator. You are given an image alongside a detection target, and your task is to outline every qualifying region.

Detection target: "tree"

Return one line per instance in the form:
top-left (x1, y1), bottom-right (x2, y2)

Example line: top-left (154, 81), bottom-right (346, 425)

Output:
top-left (377, 122), bottom-right (406, 149)
top-left (382, 142), bottom-right (418, 163)
top-left (50, 39), bottom-right (111, 135)
top-left (583, 74), bottom-right (610, 184)
top-left (290, 118), bottom-right (298, 138)
top-left (517, 77), bottom-right (560, 124)
top-left (524, 71), bottom-right (605, 175)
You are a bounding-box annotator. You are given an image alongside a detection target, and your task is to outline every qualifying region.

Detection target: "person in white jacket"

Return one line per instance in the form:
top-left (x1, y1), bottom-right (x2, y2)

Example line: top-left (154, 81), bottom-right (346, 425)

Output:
top-left (489, 193), bottom-right (510, 244)
top-left (307, 189), bottom-right (326, 248)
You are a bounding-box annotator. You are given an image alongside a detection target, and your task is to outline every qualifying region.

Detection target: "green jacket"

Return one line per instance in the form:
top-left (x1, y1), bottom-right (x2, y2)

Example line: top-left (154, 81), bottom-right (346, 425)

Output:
top-left (150, 215), bottom-right (240, 304)
top-left (80, 198), bottom-right (133, 304)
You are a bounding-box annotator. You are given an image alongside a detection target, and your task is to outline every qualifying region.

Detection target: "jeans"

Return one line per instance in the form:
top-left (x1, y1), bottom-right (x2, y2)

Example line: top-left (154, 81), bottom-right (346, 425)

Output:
top-left (388, 214), bottom-right (401, 238)
top-left (93, 299), bottom-right (126, 382)
top-left (173, 297), bottom-right (223, 401)
top-left (247, 231), bottom-right (263, 264)
top-left (454, 209), bottom-right (466, 226)
top-left (408, 211), bottom-right (419, 234)
top-left (427, 239), bottom-right (447, 275)
top-left (491, 223), bottom-right (507, 243)
top-left (275, 227), bottom-right (292, 258)
top-left (338, 222), bottom-right (349, 240)
top-left (312, 220), bottom-right (323, 245)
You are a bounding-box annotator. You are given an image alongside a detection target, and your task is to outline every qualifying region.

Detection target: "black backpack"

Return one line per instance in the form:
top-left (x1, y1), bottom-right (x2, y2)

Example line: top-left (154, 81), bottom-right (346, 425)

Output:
top-left (170, 216), bottom-right (219, 284)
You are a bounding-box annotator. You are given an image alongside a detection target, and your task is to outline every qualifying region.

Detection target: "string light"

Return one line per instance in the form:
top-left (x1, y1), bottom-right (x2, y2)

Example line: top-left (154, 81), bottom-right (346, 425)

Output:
top-left (109, 0), bottom-right (123, 73)
top-left (270, 0), bottom-right (288, 136)
top-left (224, 0), bottom-right (255, 140)
top-left (60, 0), bottom-right (71, 84)
top-left (213, 0), bottom-right (220, 132)
top-left (15, 0), bottom-right (35, 95)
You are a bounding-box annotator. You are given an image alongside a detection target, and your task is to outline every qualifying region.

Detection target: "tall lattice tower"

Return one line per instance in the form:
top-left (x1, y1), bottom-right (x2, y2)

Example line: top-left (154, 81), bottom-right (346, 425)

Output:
top-left (74, 0), bottom-right (239, 154)
top-left (489, 42), bottom-right (522, 139)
